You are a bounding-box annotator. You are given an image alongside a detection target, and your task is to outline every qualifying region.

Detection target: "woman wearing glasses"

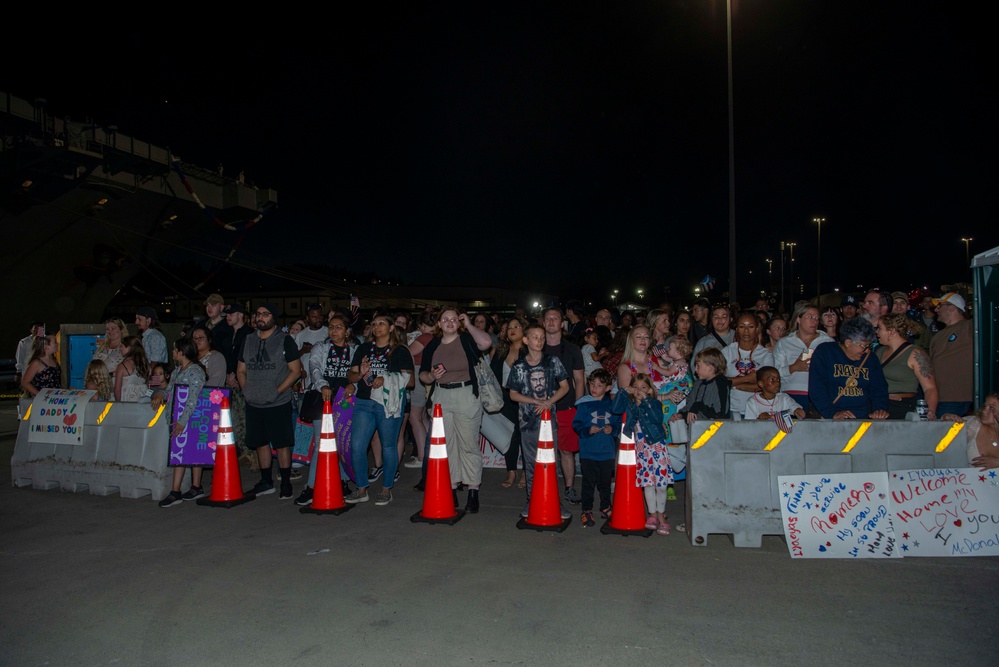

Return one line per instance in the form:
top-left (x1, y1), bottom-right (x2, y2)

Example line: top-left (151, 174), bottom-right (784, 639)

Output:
top-left (773, 303), bottom-right (833, 412)
top-left (807, 317), bottom-right (890, 420)
top-left (418, 307), bottom-right (494, 513)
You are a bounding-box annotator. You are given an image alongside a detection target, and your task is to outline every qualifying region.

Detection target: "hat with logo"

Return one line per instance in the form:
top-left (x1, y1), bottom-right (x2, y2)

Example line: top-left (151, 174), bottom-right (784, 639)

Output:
top-left (224, 302), bottom-right (246, 315)
top-left (204, 293), bottom-right (225, 306)
top-left (931, 292), bottom-right (966, 312)
top-left (841, 294), bottom-right (859, 306)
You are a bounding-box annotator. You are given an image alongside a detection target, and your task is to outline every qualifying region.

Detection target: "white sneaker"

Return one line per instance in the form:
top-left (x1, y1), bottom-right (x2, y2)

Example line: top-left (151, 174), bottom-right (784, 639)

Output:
top-left (403, 457), bottom-right (422, 469)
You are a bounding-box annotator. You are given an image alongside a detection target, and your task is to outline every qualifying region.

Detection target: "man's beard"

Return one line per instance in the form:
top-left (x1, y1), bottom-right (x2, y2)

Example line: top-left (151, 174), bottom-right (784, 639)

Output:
top-left (257, 320), bottom-right (275, 332)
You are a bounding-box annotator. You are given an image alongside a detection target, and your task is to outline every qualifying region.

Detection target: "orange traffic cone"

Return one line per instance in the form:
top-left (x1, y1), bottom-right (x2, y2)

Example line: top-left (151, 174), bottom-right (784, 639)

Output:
top-left (198, 396), bottom-right (255, 508)
top-left (517, 409), bottom-right (571, 532)
top-left (601, 414), bottom-right (652, 536)
top-left (301, 399), bottom-right (353, 515)
top-left (411, 403), bottom-right (464, 525)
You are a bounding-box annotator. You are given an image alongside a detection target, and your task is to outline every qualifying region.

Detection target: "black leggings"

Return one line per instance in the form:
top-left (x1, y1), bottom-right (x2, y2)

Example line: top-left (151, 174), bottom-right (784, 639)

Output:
top-left (505, 426), bottom-right (523, 472)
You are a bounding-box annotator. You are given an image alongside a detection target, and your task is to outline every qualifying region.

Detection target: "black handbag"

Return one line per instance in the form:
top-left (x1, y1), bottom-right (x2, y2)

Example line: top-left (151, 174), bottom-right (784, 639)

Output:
top-left (299, 389), bottom-right (325, 422)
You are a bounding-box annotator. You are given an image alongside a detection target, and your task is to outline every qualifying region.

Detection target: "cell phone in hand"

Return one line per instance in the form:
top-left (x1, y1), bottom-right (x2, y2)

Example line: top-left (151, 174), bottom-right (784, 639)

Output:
top-left (434, 363), bottom-right (446, 373)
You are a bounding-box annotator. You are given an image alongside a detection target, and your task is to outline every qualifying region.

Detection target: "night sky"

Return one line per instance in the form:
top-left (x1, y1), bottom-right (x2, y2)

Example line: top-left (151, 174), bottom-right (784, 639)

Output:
top-left (6, 2), bottom-right (994, 306)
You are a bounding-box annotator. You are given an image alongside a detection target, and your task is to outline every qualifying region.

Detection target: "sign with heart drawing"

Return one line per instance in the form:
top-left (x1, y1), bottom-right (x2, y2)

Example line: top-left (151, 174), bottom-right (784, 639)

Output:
top-left (27, 388), bottom-right (95, 445)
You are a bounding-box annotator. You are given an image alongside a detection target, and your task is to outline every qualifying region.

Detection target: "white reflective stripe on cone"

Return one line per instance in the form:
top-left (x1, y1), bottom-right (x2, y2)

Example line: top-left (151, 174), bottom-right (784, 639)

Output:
top-left (321, 412), bottom-right (334, 433)
top-left (219, 409), bottom-right (233, 430)
top-left (537, 447), bottom-right (556, 464)
top-left (318, 435), bottom-right (337, 453)
top-left (431, 417), bottom-right (446, 439)
top-left (617, 449), bottom-right (637, 466)
top-left (217, 428), bottom-right (234, 447)
top-left (429, 443), bottom-right (448, 458)
top-left (539, 419), bottom-right (553, 442)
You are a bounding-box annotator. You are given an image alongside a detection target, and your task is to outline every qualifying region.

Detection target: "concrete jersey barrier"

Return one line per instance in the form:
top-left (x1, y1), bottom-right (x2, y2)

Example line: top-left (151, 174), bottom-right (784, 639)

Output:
top-left (11, 397), bottom-right (177, 501)
top-left (684, 419), bottom-right (969, 547)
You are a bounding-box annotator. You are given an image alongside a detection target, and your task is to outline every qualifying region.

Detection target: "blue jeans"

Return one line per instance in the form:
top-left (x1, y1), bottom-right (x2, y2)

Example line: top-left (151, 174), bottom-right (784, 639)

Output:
top-left (351, 397), bottom-right (405, 490)
top-left (308, 418), bottom-right (350, 489)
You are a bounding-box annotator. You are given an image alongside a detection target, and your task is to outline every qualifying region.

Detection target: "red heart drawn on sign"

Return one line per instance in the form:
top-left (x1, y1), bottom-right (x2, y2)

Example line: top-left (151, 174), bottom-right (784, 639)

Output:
top-left (64, 414), bottom-right (78, 426)
top-left (954, 519), bottom-right (962, 527)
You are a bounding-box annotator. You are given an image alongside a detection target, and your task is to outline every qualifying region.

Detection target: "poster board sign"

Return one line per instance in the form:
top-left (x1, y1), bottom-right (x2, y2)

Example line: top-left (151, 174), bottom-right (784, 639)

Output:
top-left (28, 388), bottom-right (95, 445)
top-left (169, 386), bottom-right (230, 466)
top-left (779, 472), bottom-right (900, 559)
top-left (889, 467), bottom-right (999, 557)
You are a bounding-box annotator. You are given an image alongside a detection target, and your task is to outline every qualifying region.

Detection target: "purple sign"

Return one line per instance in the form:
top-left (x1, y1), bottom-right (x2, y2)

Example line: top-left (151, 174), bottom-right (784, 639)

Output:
top-left (169, 386), bottom-right (230, 466)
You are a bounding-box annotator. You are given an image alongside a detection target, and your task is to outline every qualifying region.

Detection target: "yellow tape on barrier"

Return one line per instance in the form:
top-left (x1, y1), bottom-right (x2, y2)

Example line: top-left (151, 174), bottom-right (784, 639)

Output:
top-left (764, 430), bottom-right (788, 451)
top-left (935, 422), bottom-right (965, 453)
top-left (690, 421), bottom-right (724, 450)
top-left (147, 404), bottom-right (165, 428)
top-left (841, 422), bottom-right (872, 453)
top-left (96, 403), bottom-right (113, 425)
top-left (22, 404), bottom-right (32, 420)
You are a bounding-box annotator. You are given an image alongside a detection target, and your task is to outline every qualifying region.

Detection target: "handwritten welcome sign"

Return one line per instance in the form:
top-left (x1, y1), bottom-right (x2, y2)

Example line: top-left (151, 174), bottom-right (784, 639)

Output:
top-left (169, 386), bottom-right (229, 466)
top-left (779, 472), bottom-right (900, 559)
top-left (28, 389), bottom-right (95, 445)
top-left (889, 467), bottom-right (999, 557)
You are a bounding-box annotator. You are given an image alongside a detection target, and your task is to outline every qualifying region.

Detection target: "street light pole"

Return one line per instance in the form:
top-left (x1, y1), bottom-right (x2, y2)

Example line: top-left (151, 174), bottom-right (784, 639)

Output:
top-left (765, 258), bottom-right (773, 300)
top-left (785, 242), bottom-right (797, 305)
top-left (779, 242), bottom-right (786, 315)
top-left (813, 217), bottom-right (825, 307)
top-left (961, 237), bottom-right (973, 269)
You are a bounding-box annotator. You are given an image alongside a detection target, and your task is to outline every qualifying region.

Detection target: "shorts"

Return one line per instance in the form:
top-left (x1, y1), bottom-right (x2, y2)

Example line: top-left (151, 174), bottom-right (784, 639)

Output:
top-left (410, 382), bottom-right (429, 409)
top-left (555, 408), bottom-right (579, 453)
top-left (245, 402), bottom-right (294, 450)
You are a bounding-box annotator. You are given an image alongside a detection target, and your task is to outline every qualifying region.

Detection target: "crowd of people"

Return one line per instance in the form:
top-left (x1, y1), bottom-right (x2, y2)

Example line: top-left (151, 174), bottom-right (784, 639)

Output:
top-left (12, 285), bottom-right (991, 525)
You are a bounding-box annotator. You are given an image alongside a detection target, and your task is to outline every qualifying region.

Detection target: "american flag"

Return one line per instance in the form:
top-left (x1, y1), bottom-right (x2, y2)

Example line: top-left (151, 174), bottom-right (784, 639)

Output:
top-left (774, 409), bottom-right (795, 434)
top-left (349, 295), bottom-right (360, 310)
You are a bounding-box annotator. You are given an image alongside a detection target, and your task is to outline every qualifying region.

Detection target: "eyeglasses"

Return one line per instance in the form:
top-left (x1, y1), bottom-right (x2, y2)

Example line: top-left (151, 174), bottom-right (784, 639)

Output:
top-left (191, 336), bottom-right (207, 342)
top-left (441, 317), bottom-right (459, 324)
top-left (802, 314), bottom-right (820, 321)
top-left (255, 311), bottom-right (271, 317)
top-left (849, 340), bottom-right (872, 351)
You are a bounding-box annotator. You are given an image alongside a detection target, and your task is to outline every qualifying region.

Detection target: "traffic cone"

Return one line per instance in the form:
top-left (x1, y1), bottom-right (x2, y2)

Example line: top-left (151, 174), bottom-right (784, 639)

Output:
top-left (517, 409), bottom-right (571, 532)
top-left (301, 399), bottom-right (353, 515)
top-left (410, 403), bottom-right (464, 525)
top-left (198, 396), bottom-right (255, 508)
top-left (601, 414), bottom-right (652, 536)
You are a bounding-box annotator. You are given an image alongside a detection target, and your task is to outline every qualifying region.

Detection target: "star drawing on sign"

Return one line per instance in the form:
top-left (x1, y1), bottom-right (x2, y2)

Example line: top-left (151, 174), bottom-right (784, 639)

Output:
top-left (783, 491), bottom-right (789, 498)
top-left (902, 532), bottom-right (909, 539)
top-left (901, 544), bottom-right (908, 552)
top-left (912, 540), bottom-right (920, 548)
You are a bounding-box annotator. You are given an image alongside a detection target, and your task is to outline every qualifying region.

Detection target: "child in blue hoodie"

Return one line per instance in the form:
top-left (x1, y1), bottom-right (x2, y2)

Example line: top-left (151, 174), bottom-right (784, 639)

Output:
top-left (573, 368), bottom-right (619, 527)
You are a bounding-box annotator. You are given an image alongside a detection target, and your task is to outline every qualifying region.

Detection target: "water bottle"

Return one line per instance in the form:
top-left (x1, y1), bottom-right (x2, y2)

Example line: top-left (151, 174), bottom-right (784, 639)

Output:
top-left (916, 399), bottom-right (928, 421)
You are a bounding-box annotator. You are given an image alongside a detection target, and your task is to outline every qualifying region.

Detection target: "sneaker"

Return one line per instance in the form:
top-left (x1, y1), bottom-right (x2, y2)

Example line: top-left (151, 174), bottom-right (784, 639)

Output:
top-left (414, 480), bottom-right (426, 492)
top-left (375, 489), bottom-right (393, 506)
top-left (341, 480), bottom-right (352, 497)
top-left (666, 486), bottom-right (677, 501)
top-left (560, 505), bottom-right (571, 520)
top-left (181, 486), bottom-right (205, 501)
top-left (564, 486), bottom-right (581, 505)
top-left (158, 491), bottom-right (183, 508)
top-left (279, 481), bottom-right (293, 500)
top-left (289, 467), bottom-right (303, 481)
top-left (520, 502), bottom-right (530, 518)
top-left (600, 506), bottom-right (612, 521)
top-left (291, 461), bottom-right (305, 469)
top-left (394, 470), bottom-right (401, 483)
top-left (248, 480), bottom-right (275, 496)
top-left (295, 487), bottom-right (314, 506)
top-left (345, 488), bottom-right (369, 504)
top-left (581, 511), bottom-right (596, 528)
top-left (368, 466), bottom-right (384, 483)
top-left (403, 456), bottom-right (422, 469)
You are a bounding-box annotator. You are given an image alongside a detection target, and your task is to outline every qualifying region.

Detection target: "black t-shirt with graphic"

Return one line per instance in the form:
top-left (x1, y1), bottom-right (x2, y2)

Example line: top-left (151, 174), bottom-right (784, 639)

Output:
top-left (350, 343), bottom-right (414, 401)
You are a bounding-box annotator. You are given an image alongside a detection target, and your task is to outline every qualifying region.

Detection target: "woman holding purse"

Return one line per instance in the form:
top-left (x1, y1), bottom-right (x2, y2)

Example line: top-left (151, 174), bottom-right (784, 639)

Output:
top-left (418, 307), bottom-right (493, 513)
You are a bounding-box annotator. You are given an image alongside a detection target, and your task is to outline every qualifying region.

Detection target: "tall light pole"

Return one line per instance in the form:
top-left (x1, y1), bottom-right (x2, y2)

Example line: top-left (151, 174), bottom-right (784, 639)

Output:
top-left (786, 242), bottom-right (797, 304)
top-left (961, 237), bottom-right (973, 268)
top-left (611, 289), bottom-right (619, 309)
top-left (726, 0), bottom-right (737, 305)
top-left (813, 217), bottom-right (825, 307)
top-left (779, 243), bottom-right (786, 315)
top-left (765, 258), bottom-right (773, 300)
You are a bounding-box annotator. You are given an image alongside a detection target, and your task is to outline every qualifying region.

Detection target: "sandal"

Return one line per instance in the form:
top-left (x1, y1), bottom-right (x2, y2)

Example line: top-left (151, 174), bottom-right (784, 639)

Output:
top-left (501, 473), bottom-right (516, 489)
top-left (517, 476), bottom-right (527, 489)
top-left (657, 521), bottom-right (672, 536)
top-left (645, 516), bottom-right (659, 530)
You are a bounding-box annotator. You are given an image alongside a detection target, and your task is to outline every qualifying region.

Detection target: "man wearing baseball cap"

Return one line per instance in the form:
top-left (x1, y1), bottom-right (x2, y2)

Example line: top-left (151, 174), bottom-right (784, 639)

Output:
top-left (202, 293), bottom-right (233, 352)
top-left (929, 292), bottom-right (973, 418)
top-left (840, 294), bottom-right (860, 321)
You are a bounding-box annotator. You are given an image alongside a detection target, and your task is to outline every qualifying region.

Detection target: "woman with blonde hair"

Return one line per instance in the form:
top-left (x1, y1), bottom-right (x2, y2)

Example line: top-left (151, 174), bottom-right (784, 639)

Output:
top-left (21, 335), bottom-right (61, 397)
top-left (418, 306), bottom-right (494, 512)
top-left (94, 318), bottom-right (129, 377)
